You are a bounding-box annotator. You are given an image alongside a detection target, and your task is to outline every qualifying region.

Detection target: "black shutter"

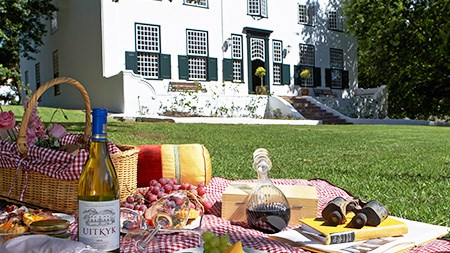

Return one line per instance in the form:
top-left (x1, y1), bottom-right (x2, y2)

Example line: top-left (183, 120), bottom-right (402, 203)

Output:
top-left (178, 55), bottom-right (189, 80)
top-left (207, 57), bottom-right (218, 81)
top-left (342, 70), bottom-right (349, 89)
top-left (325, 68), bottom-right (331, 88)
top-left (125, 51), bottom-right (138, 74)
top-left (294, 65), bottom-right (300, 85)
top-left (160, 54), bottom-right (171, 79)
top-left (282, 64), bottom-right (291, 85)
top-left (223, 58), bottom-right (233, 81)
top-left (313, 67), bottom-right (321, 87)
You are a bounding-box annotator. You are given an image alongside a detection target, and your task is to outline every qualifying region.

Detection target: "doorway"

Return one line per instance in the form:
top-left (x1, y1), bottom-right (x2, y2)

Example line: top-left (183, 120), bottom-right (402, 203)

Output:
top-left (242, 27), bottom-right (273, 95)
top-left (251, 59), bottom-right (265, 93)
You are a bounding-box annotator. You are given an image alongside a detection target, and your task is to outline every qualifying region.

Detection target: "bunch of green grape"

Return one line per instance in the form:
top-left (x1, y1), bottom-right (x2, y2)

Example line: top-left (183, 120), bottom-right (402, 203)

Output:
top-left (202, 231), bottom-right (232, 253)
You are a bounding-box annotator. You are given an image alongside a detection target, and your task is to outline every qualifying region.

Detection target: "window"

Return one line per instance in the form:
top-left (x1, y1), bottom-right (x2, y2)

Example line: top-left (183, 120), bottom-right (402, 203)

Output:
top-left (35, 63), bottom-right (41, 90)
top-left (52, 50), bottom-right (60, 95)
top-left (231, 35), bottom-right (243, 82)
top-left (250, 38), bottom-right (265, 61)
top-left (184, 0), bottom-right (207, 8)
top-left (330, 48), bottom-right (343, 88)
top-left (187, 29), bottom-right (208, 80)
top-left (136, 23), bottom-right (160, 79)
top-left (273, 40), bottom-right (282, 84)
top-left (248, 0), bottom-right (268, 19)
top-left (298, 44), bottom-right (315, 87)
top-left (330, 48), bottom-right (343, 69)
top-left (24, 71), bottom-right (29, 85)
top-left (299, 44), bottom-right (314, 66)
top-left (35, 63), bottom-right (41, 101)
top-left (51, 11), bottom-right (58, 34)
top-left (298, 4), bottom-right (314, 26)
top-left (327, 9), bottom-right (343, 31)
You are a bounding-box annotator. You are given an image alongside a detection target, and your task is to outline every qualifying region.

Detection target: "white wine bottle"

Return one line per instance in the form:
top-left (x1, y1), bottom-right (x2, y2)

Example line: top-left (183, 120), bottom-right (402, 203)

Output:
top-left (78, 108), bottom-right (120, 252)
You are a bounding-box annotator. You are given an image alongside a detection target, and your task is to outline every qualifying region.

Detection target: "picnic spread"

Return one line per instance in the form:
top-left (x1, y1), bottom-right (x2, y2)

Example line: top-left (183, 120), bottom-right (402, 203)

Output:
top-left (1, 78), bottom-right (449, 252)
top-left (1, 177), bottom-right (449, 252)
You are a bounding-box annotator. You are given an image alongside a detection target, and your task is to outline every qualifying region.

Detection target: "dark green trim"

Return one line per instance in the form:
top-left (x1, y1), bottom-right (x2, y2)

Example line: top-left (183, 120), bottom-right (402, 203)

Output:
top-left (313, 67), bottom-right (321, 87)
top-left (223, 58), bottom-right (233, 81)
top-left (242, 27), bottom-right (273, 37)
top-left (325, 68), bottom-right (331, 88)
top-left (342, 70), bottom-right (349, 89)
top-left (178, 55), bottom-right (189, 80)
top-left (160, 54), bottom-right (171, 79)
top-left (207, 57), bottom-right (218, 81)
top-left (282, 64), bottom-right (290, 85)
top-left (125, 51), bottom-right (138, 74)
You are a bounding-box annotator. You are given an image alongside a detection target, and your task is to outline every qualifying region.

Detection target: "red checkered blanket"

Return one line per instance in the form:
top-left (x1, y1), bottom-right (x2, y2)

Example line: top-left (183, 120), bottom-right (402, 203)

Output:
top-left (106, 177), bottom-right (449, 252)
top-left (0, 134), bottom-right (121, 180)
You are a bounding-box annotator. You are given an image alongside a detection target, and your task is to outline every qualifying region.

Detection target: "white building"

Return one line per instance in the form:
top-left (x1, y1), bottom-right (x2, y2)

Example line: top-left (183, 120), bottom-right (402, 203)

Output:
top-left (20, 0), bottom-right (357, 117)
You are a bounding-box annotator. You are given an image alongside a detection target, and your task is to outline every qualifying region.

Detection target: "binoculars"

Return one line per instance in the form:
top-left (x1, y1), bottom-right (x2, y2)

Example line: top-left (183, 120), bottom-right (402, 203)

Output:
top-left (321, 197), bottom-right (388, 228)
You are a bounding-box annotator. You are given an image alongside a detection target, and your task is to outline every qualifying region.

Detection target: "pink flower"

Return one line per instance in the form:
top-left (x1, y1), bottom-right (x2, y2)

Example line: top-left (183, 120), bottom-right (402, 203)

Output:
top-left (48, 123), bottom-right (67, 139)
top-left (0, 111), bottom-right (16, 130)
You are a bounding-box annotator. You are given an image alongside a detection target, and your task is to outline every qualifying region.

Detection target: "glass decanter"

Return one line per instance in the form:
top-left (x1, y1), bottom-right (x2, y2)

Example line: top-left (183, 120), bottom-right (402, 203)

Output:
top-left (246, 148), bottom-right (291, 234)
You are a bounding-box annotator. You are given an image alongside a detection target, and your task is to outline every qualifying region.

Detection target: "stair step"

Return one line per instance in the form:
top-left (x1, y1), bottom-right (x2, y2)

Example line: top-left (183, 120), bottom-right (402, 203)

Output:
top-left (281, 96), bottom-right (351, 125)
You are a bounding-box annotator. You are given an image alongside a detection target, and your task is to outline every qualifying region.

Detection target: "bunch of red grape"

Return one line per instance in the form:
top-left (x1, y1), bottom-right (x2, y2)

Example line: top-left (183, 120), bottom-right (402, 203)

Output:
top-left (120, 178), bottom-right (213, 215)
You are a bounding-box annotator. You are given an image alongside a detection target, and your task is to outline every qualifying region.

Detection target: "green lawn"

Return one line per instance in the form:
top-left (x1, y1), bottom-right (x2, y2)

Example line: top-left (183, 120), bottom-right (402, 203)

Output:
top-left (2, 105), bottom-right (450, 227)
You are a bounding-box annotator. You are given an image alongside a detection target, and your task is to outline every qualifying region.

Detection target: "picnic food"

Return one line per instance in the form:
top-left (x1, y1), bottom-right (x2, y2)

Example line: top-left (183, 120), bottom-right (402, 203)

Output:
top-left (120, 178), bottom-right (212, 227)
top-left (224, 241), bottom-right (244, 253)
top-left (0, 205), bottom-right (58, 234)
top-left (202, 231), bottom-right (234, 253)
top-left (78, 108), bottom-right (120, 252)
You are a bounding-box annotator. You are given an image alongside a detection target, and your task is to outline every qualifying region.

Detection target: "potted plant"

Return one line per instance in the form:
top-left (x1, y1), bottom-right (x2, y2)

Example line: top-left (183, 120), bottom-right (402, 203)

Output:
top-left (255, 67), bottom-right (267, 95)
top-left (299, 69), bottom-right (311, 96)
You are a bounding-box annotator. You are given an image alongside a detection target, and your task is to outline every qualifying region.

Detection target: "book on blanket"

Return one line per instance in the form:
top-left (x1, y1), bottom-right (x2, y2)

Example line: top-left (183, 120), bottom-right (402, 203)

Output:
top-left (269, 216), bottom-right (450, 253)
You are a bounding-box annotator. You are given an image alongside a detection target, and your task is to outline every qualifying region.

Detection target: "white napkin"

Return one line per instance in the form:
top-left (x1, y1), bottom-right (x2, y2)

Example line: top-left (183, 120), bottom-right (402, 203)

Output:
top-left (0, 234), bottom-right (102, 253)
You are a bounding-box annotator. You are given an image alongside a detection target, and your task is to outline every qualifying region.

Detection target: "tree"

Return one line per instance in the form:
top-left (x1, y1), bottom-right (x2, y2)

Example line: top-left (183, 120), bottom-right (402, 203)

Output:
top-left (0, 0), bottom-right (57, 104)
top-left (343, 0), bottom-right (450, 119)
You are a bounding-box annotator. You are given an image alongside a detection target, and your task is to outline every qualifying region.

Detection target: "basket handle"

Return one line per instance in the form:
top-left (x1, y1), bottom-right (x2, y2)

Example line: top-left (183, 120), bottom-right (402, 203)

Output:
top-left (17, 77), bottom-right (92, 157)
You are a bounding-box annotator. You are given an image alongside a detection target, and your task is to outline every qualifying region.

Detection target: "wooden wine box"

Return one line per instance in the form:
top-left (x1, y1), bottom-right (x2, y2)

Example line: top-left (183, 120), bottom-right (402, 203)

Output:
top-left (221, 182), bottom-right (318, 226)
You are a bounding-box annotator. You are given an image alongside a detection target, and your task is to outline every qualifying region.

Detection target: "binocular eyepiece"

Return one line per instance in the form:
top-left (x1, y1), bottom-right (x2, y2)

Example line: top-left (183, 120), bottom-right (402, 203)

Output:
top-left (321, 197), bottom-right (388, 228)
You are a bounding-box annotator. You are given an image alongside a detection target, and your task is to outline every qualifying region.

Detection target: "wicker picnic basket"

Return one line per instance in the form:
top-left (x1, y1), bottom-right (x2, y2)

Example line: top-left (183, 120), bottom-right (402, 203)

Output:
top-left (0, 77), bottom-right (139, 213)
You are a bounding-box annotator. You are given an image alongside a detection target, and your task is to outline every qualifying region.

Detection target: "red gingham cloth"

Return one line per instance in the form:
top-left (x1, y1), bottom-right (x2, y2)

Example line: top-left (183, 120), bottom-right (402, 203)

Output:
top-left (0, 134), bottom-right (121, 180)
top-left (111, 177), bottom-right (449, 252)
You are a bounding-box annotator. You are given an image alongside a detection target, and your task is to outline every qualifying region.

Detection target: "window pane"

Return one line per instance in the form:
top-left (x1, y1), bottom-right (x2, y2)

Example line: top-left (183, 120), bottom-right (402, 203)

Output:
top-left (260, 0), bottom-right (267, 17)
top-left (331, 69), bottom-right (342, 88)
top-left (188, 56), bottom-right (207, 80)
top-left (187, 30), bottom-right (208, 56)
top-left (330, 48), bottom-right (343, 69)
top-left (35, 63), bottom-right (41, 85)
top-left (231, 35), bottom-right (242, 59)
top-left (299, 44), bottom-right (314, 66)
top-left (248, 0), bottom-right (260, 15)
top-left (137, 52), bottom-right (159, 78)
top-left (52, 50), bottom-right (59, 76)
top-left (51, 11), bottom-right (58, 34)
top-left (136, 24), bottom-right (160, 53)
top-left (273, 64), bottom-right (281, 84)
top-left (233, 60), bottom-right (242, 82)
top-left (251, 38), bottom-right (265, 61)
top-left (328, 10), bottom-right (341, 30)
top-left (298, 4), bottom-right (308, 24)
top-left (273, 41), bottom-right (282, 63)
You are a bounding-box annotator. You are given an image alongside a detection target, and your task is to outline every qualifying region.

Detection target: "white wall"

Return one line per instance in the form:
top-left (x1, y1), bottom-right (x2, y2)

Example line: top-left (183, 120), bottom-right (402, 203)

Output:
top-left (20, 0), bottom-right (357, 115)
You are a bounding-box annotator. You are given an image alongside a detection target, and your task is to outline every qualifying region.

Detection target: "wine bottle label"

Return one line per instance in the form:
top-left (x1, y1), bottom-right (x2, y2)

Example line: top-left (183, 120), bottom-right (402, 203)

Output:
top-left (78, 199), bottom-right (120, 251)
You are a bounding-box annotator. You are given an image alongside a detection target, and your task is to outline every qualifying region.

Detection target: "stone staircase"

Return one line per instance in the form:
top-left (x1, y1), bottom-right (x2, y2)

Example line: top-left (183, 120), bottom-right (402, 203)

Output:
top-left (281, 96), bottom-right (351, 124)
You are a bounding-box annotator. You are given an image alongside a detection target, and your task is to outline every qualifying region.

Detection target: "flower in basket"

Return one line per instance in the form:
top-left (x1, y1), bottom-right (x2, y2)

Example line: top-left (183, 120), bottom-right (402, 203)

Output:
top-left (0, 103), bottom-right (69, 149)
top-left (0, 110), bottom-right (17, 141)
